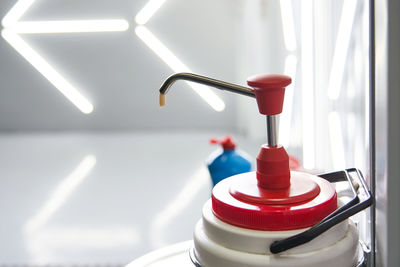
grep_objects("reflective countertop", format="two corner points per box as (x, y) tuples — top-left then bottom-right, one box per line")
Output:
(0, 131), (258, 266)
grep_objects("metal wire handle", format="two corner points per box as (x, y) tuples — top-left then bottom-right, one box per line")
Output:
(269, 168), (373, 254)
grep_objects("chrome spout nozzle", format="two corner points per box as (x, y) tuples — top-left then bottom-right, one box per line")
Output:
(159, 72), (255, 98)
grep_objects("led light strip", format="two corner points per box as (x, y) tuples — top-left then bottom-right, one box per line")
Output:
(135, 0), (167, 25)
(2, 0), (129, 114)
(150, 167), (209, 247)
(301, 0), (315, 169)
(24, 155), (96, 233)
(279, 55), (297, 147)
(327, 0), (358, 100)
(279, 0), (297, 148)
(2, 29), (94, 114)
(279, 0), (297, 52)
(134, 0), (225, 112)
(328, 112), (346, 169)
(1, 0), (36, 27)
(8, 20), (129, 34)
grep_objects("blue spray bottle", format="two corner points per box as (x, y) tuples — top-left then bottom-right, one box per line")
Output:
(207, 136), (252, 187)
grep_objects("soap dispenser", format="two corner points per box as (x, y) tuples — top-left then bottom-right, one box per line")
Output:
(131, 72), (372, 267)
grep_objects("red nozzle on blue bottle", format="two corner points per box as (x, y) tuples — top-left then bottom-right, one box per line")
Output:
(207, 136), (252, 187)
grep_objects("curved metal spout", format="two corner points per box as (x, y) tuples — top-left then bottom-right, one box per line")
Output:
(159, 72), (255, 98)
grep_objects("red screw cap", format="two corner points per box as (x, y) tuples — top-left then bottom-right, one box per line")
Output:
(210, 136), (236, 151)
(247, 74), (291, 115)
(212, 172), (337, 231)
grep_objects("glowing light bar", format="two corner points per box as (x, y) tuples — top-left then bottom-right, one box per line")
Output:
(2, 29), (94, 114)
(2, 0), (129, 114)
(135, 0), (167, 25)
(9, 20), (129, 33)
(279, 55), (297, 147)
(1, 0), (36, 27)
(24, 155), (96, 233)
(135, 25), (225, 112)
(301, 0), (315, 169)
(327, 0), (358, 100)
(328, 112), (346, 169)
(150, 167), (209, 247)
(279, 0), (297, 51)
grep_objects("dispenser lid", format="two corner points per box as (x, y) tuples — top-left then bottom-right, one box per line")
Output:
(211, 171), (337, 231)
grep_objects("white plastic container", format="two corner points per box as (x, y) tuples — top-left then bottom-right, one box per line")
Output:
(193, 200), (361, 267)
(127, 200), (365, 267)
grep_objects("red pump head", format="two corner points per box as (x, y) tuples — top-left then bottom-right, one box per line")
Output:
(247, 74), (291, 115)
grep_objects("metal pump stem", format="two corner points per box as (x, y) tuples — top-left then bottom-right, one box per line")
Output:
(266, 115), (278, 147)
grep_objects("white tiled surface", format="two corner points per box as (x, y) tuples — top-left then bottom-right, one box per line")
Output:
(0, 132), (258, 266)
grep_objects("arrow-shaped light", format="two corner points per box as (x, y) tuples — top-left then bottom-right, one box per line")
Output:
(2, 0), (129, 114)
(2, 29), (95, 114)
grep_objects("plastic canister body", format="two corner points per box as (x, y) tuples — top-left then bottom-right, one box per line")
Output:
(207, 149), (251, 186)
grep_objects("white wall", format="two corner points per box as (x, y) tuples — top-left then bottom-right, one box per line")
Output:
(0, 0), (246, 131)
